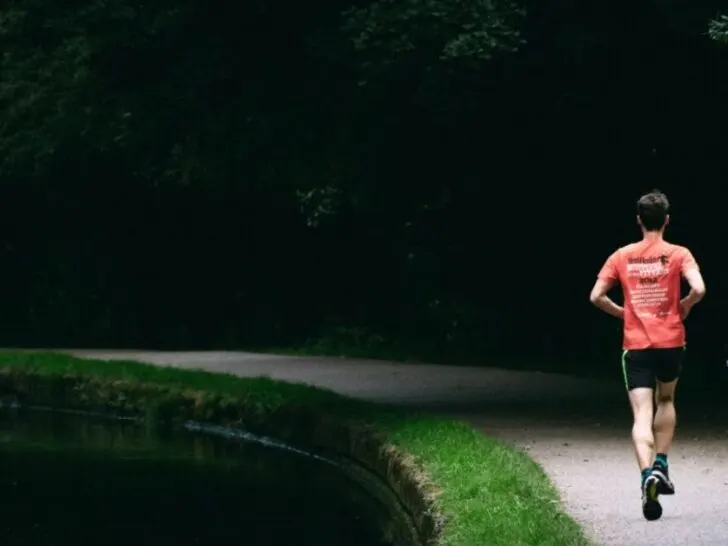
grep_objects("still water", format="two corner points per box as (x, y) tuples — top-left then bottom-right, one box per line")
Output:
(0, 409), (396, 546)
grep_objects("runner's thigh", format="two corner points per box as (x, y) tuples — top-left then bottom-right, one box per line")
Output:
(655, 347), (684, 384)
(623, 349), (656, 390)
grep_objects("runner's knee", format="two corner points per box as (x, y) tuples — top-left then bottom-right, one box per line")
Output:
(632, 420), (654, 445)
(632, 403), (653, 426)
(656, 391), (674, 404)
(656, 380), (677, 404)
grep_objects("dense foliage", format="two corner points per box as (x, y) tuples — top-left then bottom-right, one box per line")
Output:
(0, 0), (726, 372)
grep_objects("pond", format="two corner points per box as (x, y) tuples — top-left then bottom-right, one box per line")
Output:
(0, 408), (400, 546)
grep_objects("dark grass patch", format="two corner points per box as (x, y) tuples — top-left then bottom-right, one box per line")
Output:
(0, 352), (589, 546)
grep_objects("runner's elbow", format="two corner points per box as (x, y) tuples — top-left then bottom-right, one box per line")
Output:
(685, 269), (706, 299)
(690, 280), (706, 300)
(589, 279), (611, 306)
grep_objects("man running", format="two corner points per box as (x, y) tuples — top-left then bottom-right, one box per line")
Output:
(589, 189), (706, 521)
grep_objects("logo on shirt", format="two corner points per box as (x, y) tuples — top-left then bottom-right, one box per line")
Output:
(626, 255), (670, 278)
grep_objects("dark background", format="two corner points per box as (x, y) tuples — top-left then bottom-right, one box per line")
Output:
(0, 0), (726, 379)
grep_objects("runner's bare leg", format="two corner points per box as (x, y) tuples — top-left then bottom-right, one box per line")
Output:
(628, 387), (655, 469)
(654, 379), (678, 455)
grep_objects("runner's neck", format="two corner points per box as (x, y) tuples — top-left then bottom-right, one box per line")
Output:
(642, 231), (664, 243)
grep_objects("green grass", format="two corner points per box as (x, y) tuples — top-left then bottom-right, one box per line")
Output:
(0, 351), (589, 546)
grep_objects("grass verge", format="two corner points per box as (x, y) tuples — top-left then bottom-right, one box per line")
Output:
(0, 352), (589, 546)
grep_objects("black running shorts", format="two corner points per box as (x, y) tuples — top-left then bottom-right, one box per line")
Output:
(621, 347), (685, 391)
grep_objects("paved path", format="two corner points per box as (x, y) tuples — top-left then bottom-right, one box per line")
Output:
(68, 350), (728, 545)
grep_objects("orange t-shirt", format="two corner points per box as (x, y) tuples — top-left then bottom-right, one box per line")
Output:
(597, 239), (699, 350)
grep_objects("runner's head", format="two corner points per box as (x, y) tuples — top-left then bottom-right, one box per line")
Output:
(636, 189), (670, 232)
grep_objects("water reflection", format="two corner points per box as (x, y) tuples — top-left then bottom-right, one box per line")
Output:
(0, 409), (395, 546)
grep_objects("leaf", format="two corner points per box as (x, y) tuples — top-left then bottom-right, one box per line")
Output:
(708, 15), (728, 44)
(342, 0), (525, 69)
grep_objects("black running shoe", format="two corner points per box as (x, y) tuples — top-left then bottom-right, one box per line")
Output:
(642, 474), (662, 521)
(651, 466), (675, 495)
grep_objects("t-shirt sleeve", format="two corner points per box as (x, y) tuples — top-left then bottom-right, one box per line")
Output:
(597, 250), (620, 283)
(680, 247), (699, 276)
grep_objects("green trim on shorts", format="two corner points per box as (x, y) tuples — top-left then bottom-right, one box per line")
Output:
(621, 349), (629, 390)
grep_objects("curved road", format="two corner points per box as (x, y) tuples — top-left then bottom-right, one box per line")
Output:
(68, 350), (728, 546)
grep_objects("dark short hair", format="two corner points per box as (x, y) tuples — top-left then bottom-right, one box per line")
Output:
(636, 189), (670, 231)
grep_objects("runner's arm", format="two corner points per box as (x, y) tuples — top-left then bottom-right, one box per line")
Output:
(680, 249), (705, 309)
(589, 278), (624, 319)
(681, 268), (705, 308)
(590, 251), (624, 319)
